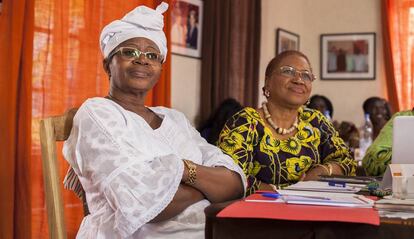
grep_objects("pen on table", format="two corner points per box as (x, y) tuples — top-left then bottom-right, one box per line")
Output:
(261, 192), (281, 199)
(262, 193), (331, 200)
(328, 181), (346, 188)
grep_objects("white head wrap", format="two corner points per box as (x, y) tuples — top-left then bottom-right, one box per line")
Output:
(100, 2), (168, 62)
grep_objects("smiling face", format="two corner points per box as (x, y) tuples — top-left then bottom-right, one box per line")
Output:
(368, 99), (389, 124)
(106, 37), (162, 96)
(265, 54), (313, 108)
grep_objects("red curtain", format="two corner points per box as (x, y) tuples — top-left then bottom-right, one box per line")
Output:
(382, 0), (414, 111)
(0, 0), (34, 238)
(1, 0), (171, 238)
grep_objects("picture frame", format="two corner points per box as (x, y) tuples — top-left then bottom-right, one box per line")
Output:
(171, 0), (203, 58)
(320, 33), (376, 80)
(276, 28), (300, 55)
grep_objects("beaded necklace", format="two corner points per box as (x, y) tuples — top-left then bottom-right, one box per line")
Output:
(262, 102), (298, 135)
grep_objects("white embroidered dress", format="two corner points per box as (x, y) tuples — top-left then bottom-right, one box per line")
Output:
(63, 97), (246, 239)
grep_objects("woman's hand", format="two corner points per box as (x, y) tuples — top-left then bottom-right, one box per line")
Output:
(258, 182), (277, 191)
(302, 163), (345, 181)
(302, 166), (328, 181)
(181, 161), (244, 203)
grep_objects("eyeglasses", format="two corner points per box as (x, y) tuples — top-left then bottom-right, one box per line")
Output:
(108, 47), (162, 63)
(278, 65), (316, 83)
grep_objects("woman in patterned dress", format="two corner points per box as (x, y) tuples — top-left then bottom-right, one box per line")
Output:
(218, 50), (356, 196)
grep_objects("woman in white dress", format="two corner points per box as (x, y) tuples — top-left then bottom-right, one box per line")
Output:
(63, 2), (246, 238)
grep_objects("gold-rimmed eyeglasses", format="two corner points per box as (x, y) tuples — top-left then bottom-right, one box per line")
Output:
(278, 65), (316, 83)
(108, 47), (162, 63)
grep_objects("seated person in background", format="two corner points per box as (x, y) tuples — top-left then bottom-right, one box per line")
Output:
(62, 3), (245, 238)
(308, 94), (359, 150)
(363, 96), (392, 140)
(336, 121), (360, 151)
(198, 98), (243, 145)
(308, 94), (334, 119)
(218, 51), (356, 196)
(362, 108), (414, 176)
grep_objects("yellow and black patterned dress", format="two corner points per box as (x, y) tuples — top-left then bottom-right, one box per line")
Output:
(218, 107), (356, 196)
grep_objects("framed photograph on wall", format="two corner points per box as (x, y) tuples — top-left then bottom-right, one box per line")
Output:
(276, 28), (300, 55)
(320, 33), (376, 80)
(171, 0), (203, 58)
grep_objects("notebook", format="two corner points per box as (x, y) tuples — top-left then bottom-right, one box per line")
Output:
(392, 116), (414, 164)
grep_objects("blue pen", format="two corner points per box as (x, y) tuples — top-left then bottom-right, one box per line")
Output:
(328, 181), (346, 187)
(265, 193), (331, 200)
(261, 192), (281, 199)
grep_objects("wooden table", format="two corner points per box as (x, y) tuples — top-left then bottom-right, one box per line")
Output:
(205, 201), (414, 239)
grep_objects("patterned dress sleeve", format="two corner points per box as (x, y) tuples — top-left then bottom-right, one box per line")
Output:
(217, 108), (261, 195)
(63, 99), (184, 238)
(362, 114), (394, 176)
(316, 111), (356, 175)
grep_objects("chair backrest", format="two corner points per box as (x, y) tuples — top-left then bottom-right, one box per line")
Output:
(39, 108), (87, 239)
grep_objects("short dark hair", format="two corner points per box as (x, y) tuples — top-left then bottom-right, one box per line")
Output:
(198, 98), (243, 145)
(265, 50), (313, 78)
(363, 96), (392, 120)
(308, 94), (334, 117)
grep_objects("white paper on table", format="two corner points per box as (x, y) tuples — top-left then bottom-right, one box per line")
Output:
(277, 189), (374, 208)
(284, 181), (361, 193)
(378, 210), (414, 220)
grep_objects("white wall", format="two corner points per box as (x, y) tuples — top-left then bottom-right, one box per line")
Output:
(170, 54), (201, 125)
(260, 0), (387, 126)
(171, 0), (386, 126)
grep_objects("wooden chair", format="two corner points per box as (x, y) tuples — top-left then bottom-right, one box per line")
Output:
(39, 108), (88, 239)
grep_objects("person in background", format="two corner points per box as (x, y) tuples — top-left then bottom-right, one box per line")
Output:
(307, 94), (333, 119)
(198, 98), (243, 145)
(171, 5), (186, 46)
(336, 48), (346, 72)
(353, 47), (368, 72)
(327, 46), (337, 72)
(218, 50), (356, 196)
(185, 9), (198, 49)
(363, 108), (414, 176)
(363, 97), (392, 140)
(308, 94), (359, 151)
(62, 3), (245, 238)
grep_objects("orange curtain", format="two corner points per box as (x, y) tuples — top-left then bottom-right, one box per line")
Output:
(31, 0), (171, 237)
(28, 0), (171, 238)
(383, 0), (414, 111)
(0, 0), (34, 238)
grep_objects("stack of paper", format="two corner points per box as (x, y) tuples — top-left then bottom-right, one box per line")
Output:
(277, 189), (374, 208)
(319, 175), (381, 184)
(246, 181), (372, 208)
(220, 193), (380, 225)
(375, 198), (414, 212)
(284, 181), (362, 193)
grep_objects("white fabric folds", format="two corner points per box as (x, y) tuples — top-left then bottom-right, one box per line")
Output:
(99, 2), (168, 62)
(63, 97), (247, 238)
